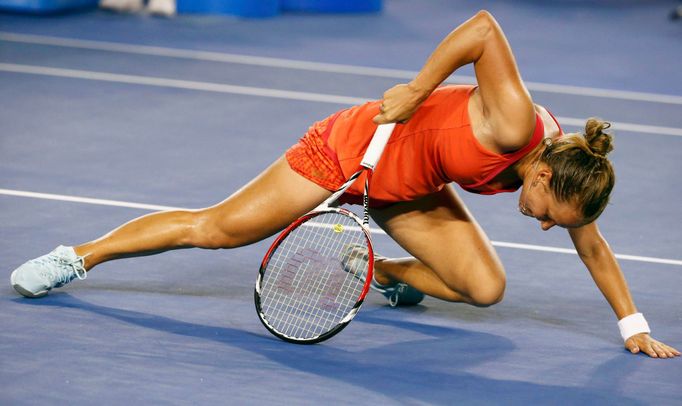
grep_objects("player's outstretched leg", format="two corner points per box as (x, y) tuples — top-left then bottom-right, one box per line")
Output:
(10, 157), (331, 297)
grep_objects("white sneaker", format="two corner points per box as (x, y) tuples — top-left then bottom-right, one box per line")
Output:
(10, 246), (87, 298)
(147, 0), (176, 17)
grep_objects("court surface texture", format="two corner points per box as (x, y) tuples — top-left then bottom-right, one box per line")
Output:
(1, 1), (681, 404)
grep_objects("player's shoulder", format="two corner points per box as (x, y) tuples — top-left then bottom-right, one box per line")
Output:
(491, 102), (538, 153)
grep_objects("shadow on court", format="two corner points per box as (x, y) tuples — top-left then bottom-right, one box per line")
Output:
(13, 293), (643, 405)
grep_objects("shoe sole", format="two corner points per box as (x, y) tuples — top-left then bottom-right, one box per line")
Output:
(10, 271), (48, 298)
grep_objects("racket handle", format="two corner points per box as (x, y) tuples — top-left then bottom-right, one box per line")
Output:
(361, 123), (396, 170)
(315, 122), (395, 211)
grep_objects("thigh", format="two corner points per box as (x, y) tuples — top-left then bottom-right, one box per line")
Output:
(370, 185), (505, 297)
(202, 156), (332, 246)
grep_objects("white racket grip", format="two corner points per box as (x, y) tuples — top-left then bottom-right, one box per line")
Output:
(361, 123), (396, 170)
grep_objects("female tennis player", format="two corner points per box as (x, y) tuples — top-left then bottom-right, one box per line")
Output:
(10, 11), (678, 358)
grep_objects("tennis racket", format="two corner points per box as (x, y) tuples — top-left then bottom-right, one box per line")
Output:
(254, 123), (396, 344)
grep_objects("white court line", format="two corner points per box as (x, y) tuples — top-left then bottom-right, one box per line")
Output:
(1, 31), (681, 105)
(0, 63), (364, 105)
(553, 116), (682, 137)
(1, 62), (682, 137)
(1, 188), (680, 267)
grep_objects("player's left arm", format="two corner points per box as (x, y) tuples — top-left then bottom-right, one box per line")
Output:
(568, 222), (680, 358)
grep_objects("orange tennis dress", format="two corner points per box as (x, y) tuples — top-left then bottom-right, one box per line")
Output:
(285, 85), (557, 208)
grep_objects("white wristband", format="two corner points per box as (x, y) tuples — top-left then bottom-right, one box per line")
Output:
(617, 313), (650, 342)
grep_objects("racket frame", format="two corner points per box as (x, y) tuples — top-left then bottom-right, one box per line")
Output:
(255, 206), (374, 344)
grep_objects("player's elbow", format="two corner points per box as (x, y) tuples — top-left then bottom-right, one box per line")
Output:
(473, 10), (496, 38)
(576, 236), (610, 263)
(475, 10), (495, 22)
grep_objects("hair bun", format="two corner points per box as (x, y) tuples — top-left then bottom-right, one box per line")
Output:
(584, 118), (614, 157)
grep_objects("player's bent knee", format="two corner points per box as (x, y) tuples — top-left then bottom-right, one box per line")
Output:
(468, 275), (506, 307)
(469, 286), (505, 307)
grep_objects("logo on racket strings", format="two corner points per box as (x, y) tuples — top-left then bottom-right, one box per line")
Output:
(332, 224), (344, 233)
(271, 248), (346, 312)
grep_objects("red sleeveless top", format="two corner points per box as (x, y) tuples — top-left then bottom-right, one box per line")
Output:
(321, 85), (559, 206)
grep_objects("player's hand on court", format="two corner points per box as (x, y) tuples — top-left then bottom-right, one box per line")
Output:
(625, 333), (680, 358)
(373, 82), (430, 125)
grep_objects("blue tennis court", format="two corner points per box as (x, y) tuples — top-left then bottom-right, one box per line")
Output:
(1, 1), (681, 404)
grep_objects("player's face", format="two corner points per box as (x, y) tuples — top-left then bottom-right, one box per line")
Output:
(519, 177), (583, 231)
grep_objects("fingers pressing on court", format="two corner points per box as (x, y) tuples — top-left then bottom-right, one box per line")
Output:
(654, 341), (680, 358)
(626, 335), (681, 358)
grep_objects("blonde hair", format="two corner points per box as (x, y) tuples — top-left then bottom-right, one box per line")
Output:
(540, 118), (615, 224)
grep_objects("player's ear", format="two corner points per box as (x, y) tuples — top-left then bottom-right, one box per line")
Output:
(538, 168), (552, 185)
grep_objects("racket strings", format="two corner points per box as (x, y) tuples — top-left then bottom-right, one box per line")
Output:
(265, 217), (360, 336)
(267, 221), (344, 332)
(259, 212), (370, 340)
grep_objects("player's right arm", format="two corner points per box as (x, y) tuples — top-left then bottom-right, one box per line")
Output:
(374, 11), (535, 149)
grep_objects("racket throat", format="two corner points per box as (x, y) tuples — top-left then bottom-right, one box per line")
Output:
(362, 173), (372, 227)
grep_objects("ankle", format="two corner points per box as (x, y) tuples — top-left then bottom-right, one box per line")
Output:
(373, 260), (395, 286)
(73, 245), (95, 271)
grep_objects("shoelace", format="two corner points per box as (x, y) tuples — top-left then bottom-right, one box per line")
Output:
(37, 252), (88, 285)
